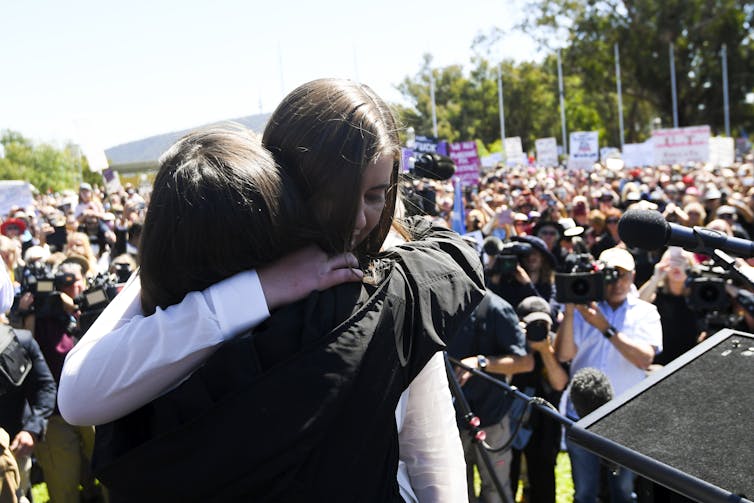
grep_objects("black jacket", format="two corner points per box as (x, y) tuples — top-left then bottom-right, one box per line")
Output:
(0, 328), (56, 440)
(94, 219), (485, 502)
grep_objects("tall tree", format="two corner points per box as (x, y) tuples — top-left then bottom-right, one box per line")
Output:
(518, 0), (754, 139)
(0, 130), (82, 192)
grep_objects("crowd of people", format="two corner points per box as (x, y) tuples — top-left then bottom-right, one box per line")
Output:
(0, 79), (752, 502)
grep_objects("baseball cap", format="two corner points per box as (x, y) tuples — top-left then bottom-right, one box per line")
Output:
(79, 182), (93, 192)
(516, 296), (552, 325)
(599, 247), (635, 272)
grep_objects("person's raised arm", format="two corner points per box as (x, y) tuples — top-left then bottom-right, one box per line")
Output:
(59, 246), (362, 426)
(554, 303), (577, 363)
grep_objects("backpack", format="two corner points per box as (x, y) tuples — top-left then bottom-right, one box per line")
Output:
(0, 325), (32, 396)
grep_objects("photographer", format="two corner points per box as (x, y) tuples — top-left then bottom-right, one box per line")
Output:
(12, 257), (101, 503)
(509, 297), (568, 503)
(555, 247), (662, 503)
(638, 247), (704, 365)
(486, 236), (555, 311)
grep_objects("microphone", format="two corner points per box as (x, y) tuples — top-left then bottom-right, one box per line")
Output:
(618, 209), (754, 258)
(411, 153), (456, 180)
(570, 367), (614, 418)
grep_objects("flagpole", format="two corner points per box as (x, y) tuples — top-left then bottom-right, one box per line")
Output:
(721, 44), (731, 137)
(497, 64), (506, 147)
(669, 42), (679, 128)
(615, 43), (625, 149)
(430, 71), (438, 138)
(557, 49), (568, 155)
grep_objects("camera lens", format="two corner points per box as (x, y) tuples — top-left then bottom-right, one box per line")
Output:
(571, 278), (590, 296)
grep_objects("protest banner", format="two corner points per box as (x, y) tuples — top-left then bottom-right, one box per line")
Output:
(622, 139), (655, 167)
(567, 131), (599, 170)
(448, 141), (481, 187)
(481, 152), (503, 169)
(0, 181), (34, 216)
(651, 125), (710, 165)
(504, 137), (526, 166)
(535, 137), (558, 166)
(708, 137), (735, 167)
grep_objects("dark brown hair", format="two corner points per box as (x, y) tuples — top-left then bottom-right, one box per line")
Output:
(262, 78), (401, 259)
(139, 126), (298, 314)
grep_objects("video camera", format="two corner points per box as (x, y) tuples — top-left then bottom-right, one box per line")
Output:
(12, 262), (79, 320)
(684, 264), (730, 312)
(76, 272), (128, 335)
(483, 236), (533, 276)
(683, 263), (741, 332)
(555, 253), (619, 304)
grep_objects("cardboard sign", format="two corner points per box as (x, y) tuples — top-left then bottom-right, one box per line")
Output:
(622, 139), (655, 167)
(535, 137), (558, 166)
(708, 137), (735, 167)
(448, 141), (480, 187)
(568, 131), (599, 170)
(0, 181), (34, 216)
(651, 126), (710, 165)
(504, 137), (526, 166)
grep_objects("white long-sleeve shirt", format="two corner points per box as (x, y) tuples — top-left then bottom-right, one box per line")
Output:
(59, 270), (467, 501)
(59, 270), (269, 425)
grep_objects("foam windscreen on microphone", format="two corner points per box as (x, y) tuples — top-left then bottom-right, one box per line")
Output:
(482, 236), (503, 256)
(618, 209), (668, 250)
(570, 367), (614, 418)
(412, 153), (456, 180)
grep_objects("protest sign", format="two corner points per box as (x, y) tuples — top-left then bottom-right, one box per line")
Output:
(567, 131), (599, 170)
(535, 137), (558, 166)
(504, 137), (526, 166)
(708, 137), (735, 167)
(448, 141), (480, 187)
(651, 126), (710, 165)
(0, 181), (34, 216)
(622, 139), (655, 167)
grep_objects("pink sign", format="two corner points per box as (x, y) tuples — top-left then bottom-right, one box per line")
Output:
(449, 141), (480, 187)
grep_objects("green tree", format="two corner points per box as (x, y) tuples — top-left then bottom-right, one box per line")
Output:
(518, 0), (754, 139)
(0, 130), (82, 192)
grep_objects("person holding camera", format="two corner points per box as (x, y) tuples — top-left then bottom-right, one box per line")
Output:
(446, 289), (533, 503)
(555, 247), (662, 503)
(638, 247), (703, 365)
(508, 296), (568, 503)
(13, 257), (101, 503)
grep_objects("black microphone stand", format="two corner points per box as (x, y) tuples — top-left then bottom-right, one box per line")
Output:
(443, 354), (511, 503)
(444, 353), (573, 503)
(446, 354), (751, 503)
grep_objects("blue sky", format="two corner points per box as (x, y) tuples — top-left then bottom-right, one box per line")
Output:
(0, 0), (538, 149)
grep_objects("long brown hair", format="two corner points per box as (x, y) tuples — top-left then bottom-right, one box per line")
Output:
(262, 78), (401, 259)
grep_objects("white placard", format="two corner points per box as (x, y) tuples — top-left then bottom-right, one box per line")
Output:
(708, 137), (735, 167)
(504, 137), (526, 166)
(535, 137), (558, 166)
(651, 125), (710, 165)
(622, 138), (655, 167)
(568, 131), (599, 170)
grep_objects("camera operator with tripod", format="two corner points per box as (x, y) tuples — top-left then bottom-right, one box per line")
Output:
(555, 247), (662, 503)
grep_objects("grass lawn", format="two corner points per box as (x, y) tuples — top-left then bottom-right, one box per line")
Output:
(32, 451), (576, 502)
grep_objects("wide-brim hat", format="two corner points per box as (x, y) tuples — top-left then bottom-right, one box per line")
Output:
(0, 218), (27, 236)
(511, 234), (557, 268)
